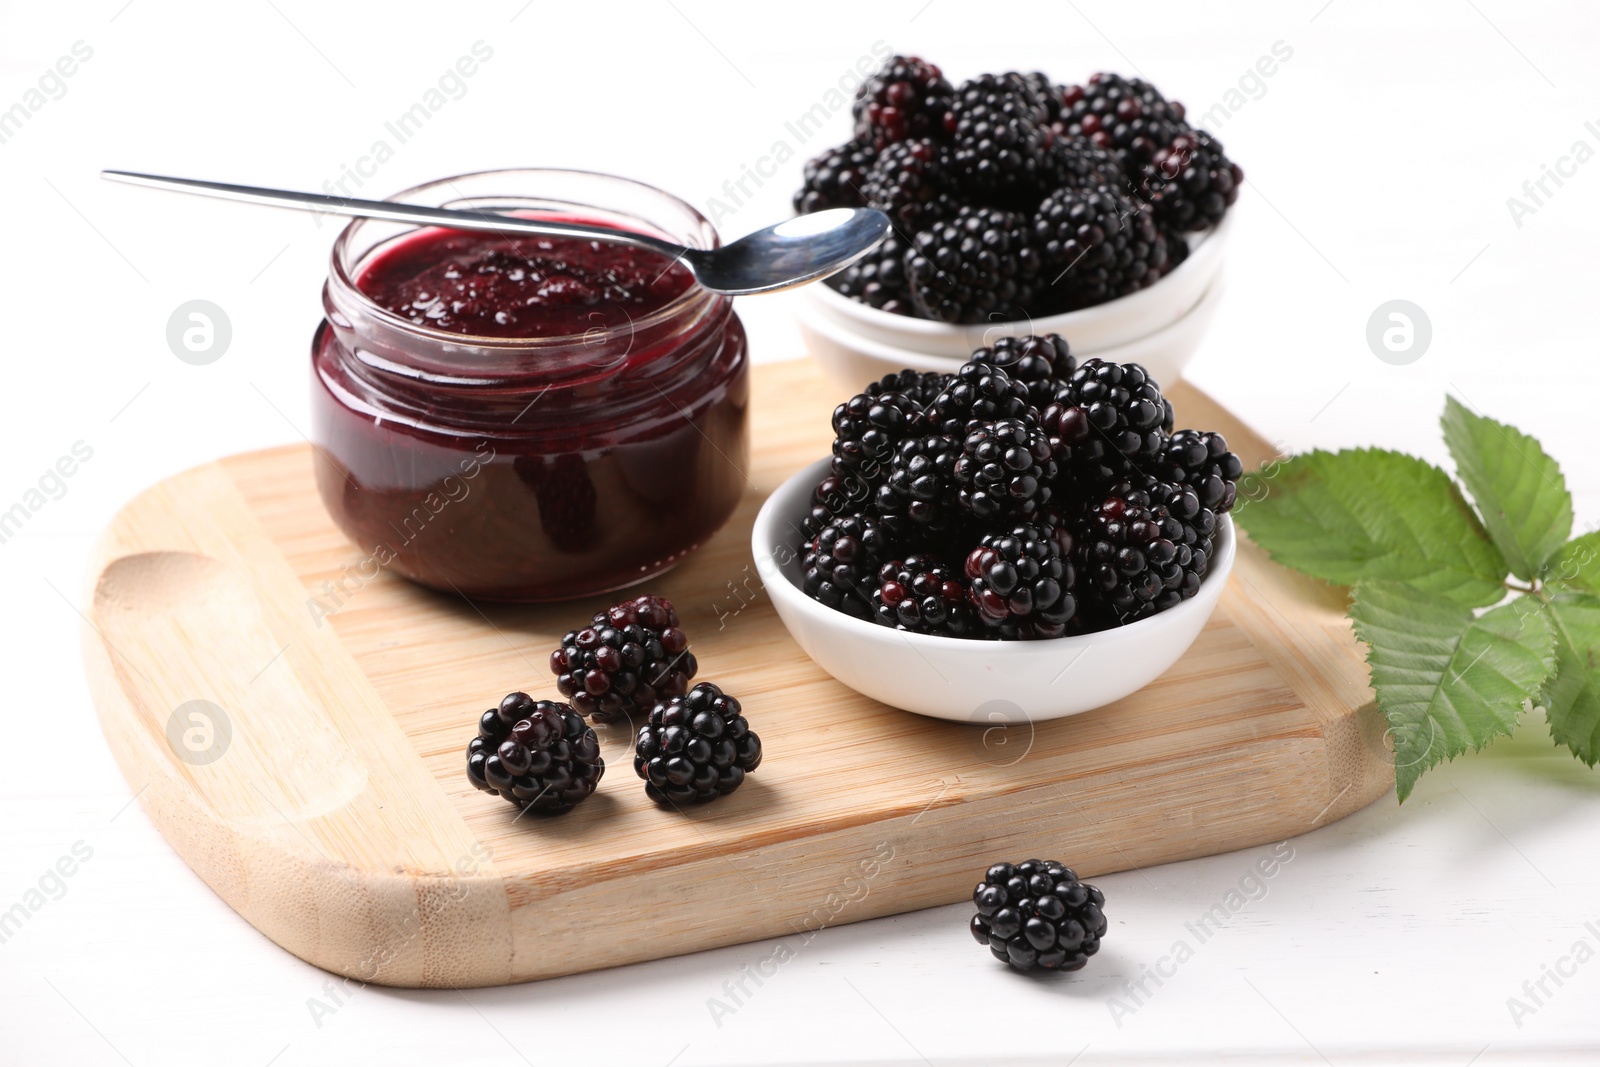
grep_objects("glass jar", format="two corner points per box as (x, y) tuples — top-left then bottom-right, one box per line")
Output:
(310, 169), (750, 602)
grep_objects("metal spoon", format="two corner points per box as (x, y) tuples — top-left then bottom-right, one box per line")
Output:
(99, 170), (890, 296)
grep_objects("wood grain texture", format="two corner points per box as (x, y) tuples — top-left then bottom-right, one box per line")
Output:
(82, 358), (1392, 988)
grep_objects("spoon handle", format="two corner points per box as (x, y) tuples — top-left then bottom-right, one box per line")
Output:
(99, 170), (685, 259)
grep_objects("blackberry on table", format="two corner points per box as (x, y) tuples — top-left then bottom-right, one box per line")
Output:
(552, 594), (696, 725)
(925, 358), (1036, 437)
(634, 682), (761, 806)
(826, 230), (913, 315)
(874, 433), (963, 537)
(1137, 130), (1243, 231)
(1032, 186), (1166, 312)
(970, 859), (1107, 973)
(852, 54), (955, 150)
(1047, 358), (1173, 486)
(1077, 475), (1217, 625)
(949, 76), (1052, 206)
(954, 418), (1056, 521)
(1159, 429), (1243, 513)
(871, 555), (979, 637)
(802, 513), (895, 619)
(467, 692), (604, 816)
(967, 333), (1075, 408)
(907, 205), (1040, 324)
(964, 522), (1078, 639)
(860, 138), (958, 234)
(1056, 72), (1188, 169)
(793, 140), (876, 214)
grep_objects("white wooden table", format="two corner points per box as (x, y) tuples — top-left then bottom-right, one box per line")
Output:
(3, 1), (1598, 1063)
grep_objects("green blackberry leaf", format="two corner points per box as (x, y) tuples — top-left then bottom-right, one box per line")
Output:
(1544, 531), (1600, 595)
(1440, 396), (1572, 580)
(1349, 581), (1555, 802)
(1543, 592), (1600, 765)
(1237, 449), (1507, 608)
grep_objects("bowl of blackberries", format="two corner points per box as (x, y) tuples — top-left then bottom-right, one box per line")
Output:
(752, 336), (1240, 722)
(793, 56), (1240, 391)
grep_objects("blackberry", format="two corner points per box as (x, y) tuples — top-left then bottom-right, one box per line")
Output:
(968, 333), (1075, 408)
(868, 368), (952, 412)
(852, 54), (955, 150)
(467, 692), (604, 816)
(634, 682), (761, 806)
(1137, 130), (1243, 231)
(907, 206), (1040, 324)
(1047, 359), (1173, 486)
(1077, 475), (1216, 625)
(1159, 429), (1243, 513)
(826, 229), (912, 315)
(800, 470), (875, 539)
(793, 140), (876, 214)
(874, 433), (962, 536)
(802, 514), (894, 619)
(831, 387), (922, 481)
(925, 358), (1036, 436)
(871, 556), (979, 637)
(860, 138), (958, 234)
(970, 860), (1107, 973)
(552, 594), (696, 725)
(949, 76), (1052, 206)
(1056, 73), (1187, 169)
(1032, 186), (1166, 311)
(1043, 137), (1128, 195)
(954, 418), (1056, 521)
(964, 522), (1077, 639)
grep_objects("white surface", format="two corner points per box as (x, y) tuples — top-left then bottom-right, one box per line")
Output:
(754, 457), (1236, 720)
(3, 1), (1599, 1065)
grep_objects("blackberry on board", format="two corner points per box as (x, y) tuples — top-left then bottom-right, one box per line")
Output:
(1158, 429), (1243, 513)
(907, 206), (1040, 324)
(1032, 186), (1167, 312)
(852, 54), (956, 150)
(793, 140), (876, 214)
(551, 595), (696, 726)
(1047, 358), (1173, 486)
(1076, 475), (1216, 626)
(1137, 130), (1243, 231)
(467, 692), (604, 816)
(964, 522), (1078, 639)
(859, 138), (959, 234)
(871, 556), (979, 637)
(802, 513), (895, 619)
(970, 859), (1107, 973)
(634, 682), (762, 806)
(954, 418), (1056, 521)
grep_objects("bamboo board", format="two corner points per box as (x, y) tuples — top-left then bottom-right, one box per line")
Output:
(82, 358), (1391, 988)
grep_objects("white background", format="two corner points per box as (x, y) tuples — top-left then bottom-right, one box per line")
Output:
(3, 1), (1599, 1064)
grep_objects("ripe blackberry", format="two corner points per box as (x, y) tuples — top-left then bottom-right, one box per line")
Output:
(1077, 475), (1216, 625)
(949, 76), (1052, 206)
(968, 333), (1075, 408)
(964, 522), (1077, 639)
(860, 138), (958, 234)
(826, 230), (912, 315)
(954, 418), (1056, 521)
(852, 54), (955, 150)
(1032, 186), (1166, 311)
(1159, 429), (1243, 513)
(1138, 130), (1243, 231)
(868, 368), (952, 412)
(871, 556), (979, 637)
(874, 433), (962, 536)
(552, 594), (696, 725)
(1043, 137), (1128, 195)
(800, 470), (875, 539)
(831, 387), (922, 481)
(793, 140), (876, 214)
(925, 358), (1036, 436)
(467, 692), (604, 816)
(1047, 359), (1173, 486)
(634, 682), (761, 806)
(802, 514), (894, 619)
(1056, 73), (1187, 169)
(907, 206), (1040, 324)
(970, 860), (1107, 973)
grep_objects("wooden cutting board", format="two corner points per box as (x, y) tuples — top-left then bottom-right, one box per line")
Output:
(83, 358), (1390, 989)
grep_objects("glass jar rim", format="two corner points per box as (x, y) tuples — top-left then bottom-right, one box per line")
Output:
(327, 167), (721, 350)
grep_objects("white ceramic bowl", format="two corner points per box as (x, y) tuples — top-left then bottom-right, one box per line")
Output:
(752, 458), (1237, 722)
(801, 274), (1226, 395)
(797, 212), (1231, 365)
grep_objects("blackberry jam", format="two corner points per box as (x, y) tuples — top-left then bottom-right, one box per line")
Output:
(311, 170), (750, 601)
